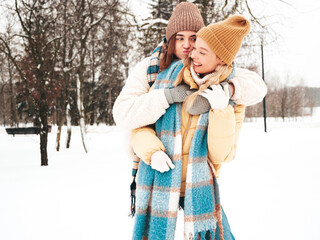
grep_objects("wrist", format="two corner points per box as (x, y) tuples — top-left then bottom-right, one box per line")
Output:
(228, 78), (241, 101)
(164, 88), (174, 104)
(228, 83), (235, 97)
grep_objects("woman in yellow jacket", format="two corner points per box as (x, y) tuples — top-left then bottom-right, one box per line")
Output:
(132, 16), (251, 240)
(131, 70), (245, 196)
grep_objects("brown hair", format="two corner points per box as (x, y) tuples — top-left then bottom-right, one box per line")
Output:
(159, 34), (177, 72)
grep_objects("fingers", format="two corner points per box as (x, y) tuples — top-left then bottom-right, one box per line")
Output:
(214, 84), (223, 91)
(150, 151), (175, 173)
(151, 158), (169, 172)
(199, 89), (211, 98)
(166, 158), (175, 169)
(151, 162), (170, 173)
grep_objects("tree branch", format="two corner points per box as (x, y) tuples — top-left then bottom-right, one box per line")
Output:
(245, 0), (265, 29)
(0, 36), (26, 83)
(222, 0), (228, 18)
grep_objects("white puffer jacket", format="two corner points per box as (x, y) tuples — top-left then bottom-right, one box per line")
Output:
(112, 57), (267, 129)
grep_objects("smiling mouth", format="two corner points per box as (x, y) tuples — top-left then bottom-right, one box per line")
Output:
(193, 62), (202, 67)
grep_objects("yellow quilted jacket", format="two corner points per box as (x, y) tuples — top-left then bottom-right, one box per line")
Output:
(131, 67), (245, 196)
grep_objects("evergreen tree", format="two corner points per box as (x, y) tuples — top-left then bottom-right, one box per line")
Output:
(139, 0), (180, 57)
(96, 2), (131, 125)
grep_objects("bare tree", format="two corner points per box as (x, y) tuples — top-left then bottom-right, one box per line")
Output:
(66, 0), (117, 152)
(0, 0), (62, 166)
(0, 16), (19, 127)
(55, 0), (77, 151)
(0, 54), (8, 125)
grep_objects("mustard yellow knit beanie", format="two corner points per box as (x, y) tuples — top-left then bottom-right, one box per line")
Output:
(166, 2), (205, 41)
(196, 15), (251, 65)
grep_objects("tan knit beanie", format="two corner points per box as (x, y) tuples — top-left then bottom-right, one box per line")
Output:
(166, 2), (205, 41)
(196, 15), (251, 66)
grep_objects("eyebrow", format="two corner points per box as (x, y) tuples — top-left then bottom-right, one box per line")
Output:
(199, 47), (209, 52)
(176, 34), (197, 37)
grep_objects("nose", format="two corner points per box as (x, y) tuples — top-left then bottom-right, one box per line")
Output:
(183, 39), (191, 49)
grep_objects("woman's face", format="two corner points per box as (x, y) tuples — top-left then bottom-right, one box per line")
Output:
(174, 31), (197, 60)
(191, 37), (223, 75)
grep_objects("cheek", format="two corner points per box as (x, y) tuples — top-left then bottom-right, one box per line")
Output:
(203, 56), (216, 69)
(175, 42), (182, 52)
(209, 56), (218, 66)
(190, 50), (196, 59)
(174, 42), (179, 56)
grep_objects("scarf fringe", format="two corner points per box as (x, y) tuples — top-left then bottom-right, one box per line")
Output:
(214, 204), (224, 240)
(185, 229), (215, 240)
(129, 176), (136, 217)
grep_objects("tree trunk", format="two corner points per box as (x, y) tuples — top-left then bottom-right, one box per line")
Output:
(107, 87), (113, 124)
(90, 30), (96, 126)
(40, 128), (48, 166)
(56, 105), (63, 151)
(1, 85), (6, 126)
(39, 103), (48, 166)
(77, 2), (88, 152)
(8, 58), (17, 127)
(66, 103), (72, 148)
(38, 70), (49, 165)
(77, 74), (88, 153)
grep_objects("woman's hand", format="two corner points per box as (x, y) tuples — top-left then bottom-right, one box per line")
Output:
(199, 84), (230, 110)
(150, 151), (175, 173)
(164, 84), (190, 104)
(187, 94), (211, 115)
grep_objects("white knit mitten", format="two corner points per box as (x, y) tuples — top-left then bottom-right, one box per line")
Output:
(150, 151), (175, 173)
(199, 84), (230, 110)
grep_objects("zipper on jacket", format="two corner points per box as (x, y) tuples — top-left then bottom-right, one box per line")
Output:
(182, 115), (193, 144)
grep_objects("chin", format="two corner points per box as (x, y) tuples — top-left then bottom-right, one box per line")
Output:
(194, 69), (203, 74)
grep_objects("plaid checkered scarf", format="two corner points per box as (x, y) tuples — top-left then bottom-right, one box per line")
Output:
(129, 41), (165, 217)
(132, 60), (223, 240)
(129, 41), (166, 218)
(146, 40), (165, 86)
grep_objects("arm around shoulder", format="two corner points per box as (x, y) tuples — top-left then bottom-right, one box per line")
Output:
(112, 57), (169, 129)
(229, 68), (267, 106)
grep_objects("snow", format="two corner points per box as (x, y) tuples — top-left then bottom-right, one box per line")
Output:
(139, 18), (168, 28)
(1, 120), (320, 240)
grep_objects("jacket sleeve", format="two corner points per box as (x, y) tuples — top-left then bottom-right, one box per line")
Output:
(229, 68), (267, 106)
(112, 57), (169, 129)
(207, 104), (245, 165)
(131, 126), (165, 165)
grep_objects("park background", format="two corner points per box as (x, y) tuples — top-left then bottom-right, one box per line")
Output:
(1, 0), (320, 239)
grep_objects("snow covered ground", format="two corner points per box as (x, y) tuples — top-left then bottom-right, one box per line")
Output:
(1, 119), (320, 240)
